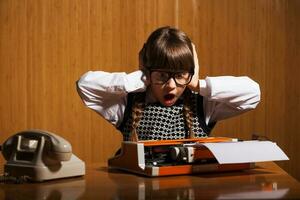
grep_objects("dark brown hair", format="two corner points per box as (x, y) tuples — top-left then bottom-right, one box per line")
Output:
(142, 26), (194, 72)
(130, 26), (196, 141)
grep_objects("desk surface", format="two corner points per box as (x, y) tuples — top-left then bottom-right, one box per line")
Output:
(1, 162), (300, 199)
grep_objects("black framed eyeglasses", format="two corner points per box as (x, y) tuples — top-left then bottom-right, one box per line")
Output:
(149, 70), (194, 86)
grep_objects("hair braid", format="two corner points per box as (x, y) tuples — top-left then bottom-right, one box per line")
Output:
(129, 93), (146, 141)
(183, 89), (195, 138)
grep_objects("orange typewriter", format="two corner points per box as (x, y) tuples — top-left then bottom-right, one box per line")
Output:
(108, 137), (289, 176)
(108, 137), (252, 176)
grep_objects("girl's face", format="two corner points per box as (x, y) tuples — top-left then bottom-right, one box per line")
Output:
(142, 27), (195, 106)
(148, 70), (192, 106)
(150, 79), (186, 106)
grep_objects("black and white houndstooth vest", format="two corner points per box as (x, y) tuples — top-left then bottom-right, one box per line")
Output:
(118, 92), (216, 141)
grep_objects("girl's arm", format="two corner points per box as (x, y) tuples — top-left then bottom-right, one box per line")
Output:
(76, 70), (147, 126)
(190, 45), (260, 125)
(199, 76), (261, 125)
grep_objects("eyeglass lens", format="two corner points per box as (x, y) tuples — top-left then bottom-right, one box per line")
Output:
(151, 71), (192, 85)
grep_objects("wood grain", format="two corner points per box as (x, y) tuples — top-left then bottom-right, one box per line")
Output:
(0, 0), (299, 180)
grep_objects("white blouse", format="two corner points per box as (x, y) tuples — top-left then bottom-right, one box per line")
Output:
(76, 70), (260, 127)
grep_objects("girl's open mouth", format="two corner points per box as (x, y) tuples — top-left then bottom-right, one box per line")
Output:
(164, 94), (176, 106)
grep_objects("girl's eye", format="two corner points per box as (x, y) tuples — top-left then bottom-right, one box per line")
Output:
(158, 72), (169, 79)
(175, 72), (189, 79)
(151, 71), (170, 82)
(175, 74), (184, 78)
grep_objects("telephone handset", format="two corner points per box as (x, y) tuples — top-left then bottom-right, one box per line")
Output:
(1, 129), (85, 182)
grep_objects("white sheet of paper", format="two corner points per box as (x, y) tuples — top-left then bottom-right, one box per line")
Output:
(201, 141), (289, 164)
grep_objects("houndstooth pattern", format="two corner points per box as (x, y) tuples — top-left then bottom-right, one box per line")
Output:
(121, 94), (208, 141)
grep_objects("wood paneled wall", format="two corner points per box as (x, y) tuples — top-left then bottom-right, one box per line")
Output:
(0, 0), (299, 180)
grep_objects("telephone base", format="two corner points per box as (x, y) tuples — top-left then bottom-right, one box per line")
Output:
(4, 154), (85, 182)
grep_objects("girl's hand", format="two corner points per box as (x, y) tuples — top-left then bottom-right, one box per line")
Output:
(188, 43), (200, 91)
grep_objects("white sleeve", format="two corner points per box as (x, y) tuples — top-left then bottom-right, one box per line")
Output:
(76, 70), (147, 127)
(199, 76), (261, 125)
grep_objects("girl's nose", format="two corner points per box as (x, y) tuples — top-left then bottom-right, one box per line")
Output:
(165, 77), (177, 88)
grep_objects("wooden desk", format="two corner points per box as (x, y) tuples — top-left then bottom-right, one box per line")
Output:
(1, 162), (300, 199)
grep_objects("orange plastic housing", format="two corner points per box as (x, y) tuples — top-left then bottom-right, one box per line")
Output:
(108, 137), (254, 177)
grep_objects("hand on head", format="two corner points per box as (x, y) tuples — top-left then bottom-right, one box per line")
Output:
(187, 43), (200, 92)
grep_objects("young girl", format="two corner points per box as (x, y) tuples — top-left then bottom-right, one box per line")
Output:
(77, 26), (260, 141)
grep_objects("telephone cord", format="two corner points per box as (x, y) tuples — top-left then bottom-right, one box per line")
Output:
(0, 173), (30, 184)
(0, 145), (31, 184)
